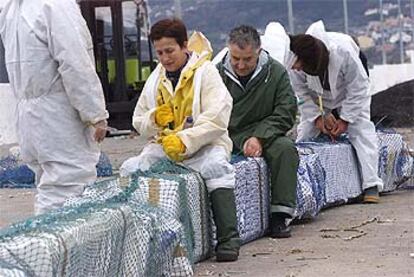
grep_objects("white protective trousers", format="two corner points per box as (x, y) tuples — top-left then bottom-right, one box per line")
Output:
(297, 105), (384, 192)
(120, 144), (235, 192)
(29, 155), (97, 215)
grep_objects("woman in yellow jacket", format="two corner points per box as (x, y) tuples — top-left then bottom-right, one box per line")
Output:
(121, 18), (240, 262)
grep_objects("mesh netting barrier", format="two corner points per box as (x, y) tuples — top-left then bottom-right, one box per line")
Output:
(377, 131), (414, 191)
(295, 150), (326, 219)
(0, 159), (199, 276)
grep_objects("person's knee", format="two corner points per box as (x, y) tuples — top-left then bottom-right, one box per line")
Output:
(297, 122), (318, 142)
(265, 137), (298, 160)
(201, 158), (234, 181)
(120, 144), (164, 175)
(202, 158), (235, 193)
(35, 184), (84, 215)
(189, 146), (233, 180)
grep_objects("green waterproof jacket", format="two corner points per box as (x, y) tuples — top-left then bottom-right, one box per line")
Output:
(216, 51), (297, 153)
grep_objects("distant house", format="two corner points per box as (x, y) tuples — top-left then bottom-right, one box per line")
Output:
(389, 32), (412, 44)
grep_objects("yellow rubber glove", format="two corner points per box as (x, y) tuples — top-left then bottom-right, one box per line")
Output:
(162, 134), (186, 162)
(155, 104), (174, 128)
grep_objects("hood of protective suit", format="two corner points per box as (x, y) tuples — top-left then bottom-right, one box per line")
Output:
(187, 31), (213, 63)
(261, 21), (290, 65)
(306, 20), (359, 55)
(305, 21), (327, 43)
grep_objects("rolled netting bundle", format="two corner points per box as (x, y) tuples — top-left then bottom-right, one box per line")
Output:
(377, 131), (414, 191)
(0, 159), (203, 277)
(231, 157), (270, 244)
(295, 151), (326, 219)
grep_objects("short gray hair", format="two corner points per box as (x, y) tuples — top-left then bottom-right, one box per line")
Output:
(228, 25), (261, 50)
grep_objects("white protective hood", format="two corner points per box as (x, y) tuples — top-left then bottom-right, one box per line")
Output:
(260, 21), (291, 66)
(306, 20), (359, 54)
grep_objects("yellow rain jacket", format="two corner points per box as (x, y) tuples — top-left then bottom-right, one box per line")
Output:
(132, 32), (233, 158)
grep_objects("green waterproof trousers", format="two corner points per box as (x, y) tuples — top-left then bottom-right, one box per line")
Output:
(263, 136), (299, 217)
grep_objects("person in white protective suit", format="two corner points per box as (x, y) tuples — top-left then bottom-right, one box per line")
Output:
(0, 0), (109, 214)
(120, 18), (241, 262)
(287, 21), (383, 203)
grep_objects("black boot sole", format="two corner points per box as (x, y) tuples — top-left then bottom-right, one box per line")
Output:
(270, 231), (292, 239)
(216, 252), (239, 262)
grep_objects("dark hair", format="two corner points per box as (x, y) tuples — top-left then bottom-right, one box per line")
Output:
(228, 25), (261, 50)
(150, 18), (188, 47)
(289, 34), (329, 75)
(351, 35), (360, 47)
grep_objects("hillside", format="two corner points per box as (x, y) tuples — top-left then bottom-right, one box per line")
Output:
(148, 0), (414, 65)
(149, 0), (372, 51)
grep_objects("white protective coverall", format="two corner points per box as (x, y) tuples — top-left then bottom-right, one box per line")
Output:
(120, 33), (235, 193)
(0, 0), (109, 214)
(290, 21), (383, 192)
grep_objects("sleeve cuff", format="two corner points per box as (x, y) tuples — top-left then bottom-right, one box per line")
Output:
(86, 111), (109, 126)
(339, 113), (354, 124)
(177, 133), (197, 157)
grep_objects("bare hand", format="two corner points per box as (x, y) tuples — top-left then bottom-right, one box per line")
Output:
(243, 137), (262, 157)
(93, 120), (107, 143)
(315, 116), (329, 137)
(324, 113), (337, 132)
(315, 114), (337, 142)
(330, 119), (348, 137)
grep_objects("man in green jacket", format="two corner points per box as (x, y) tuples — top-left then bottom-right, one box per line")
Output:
(216, 25), (299, 238)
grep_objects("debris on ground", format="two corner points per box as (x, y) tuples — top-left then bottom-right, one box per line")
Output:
(296, 256), (329, 261)
(251, 252), (272, 257)
(343, 232), (367, 241)
(320, 217), (382, 241)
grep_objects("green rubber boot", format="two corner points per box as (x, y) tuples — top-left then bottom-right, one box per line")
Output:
(210, 188), (241, 262)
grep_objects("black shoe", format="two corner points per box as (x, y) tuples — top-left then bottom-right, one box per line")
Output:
(216, 247), (239, 262)
(270, 213), (292, 238)
(363, 186), (379, 204)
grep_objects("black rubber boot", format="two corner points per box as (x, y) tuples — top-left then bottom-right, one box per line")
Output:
(270, 212), (292, 239)
(210, 188), (241, 262)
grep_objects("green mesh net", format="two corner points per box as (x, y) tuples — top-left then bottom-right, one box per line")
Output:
(0, 159), (208, 276)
